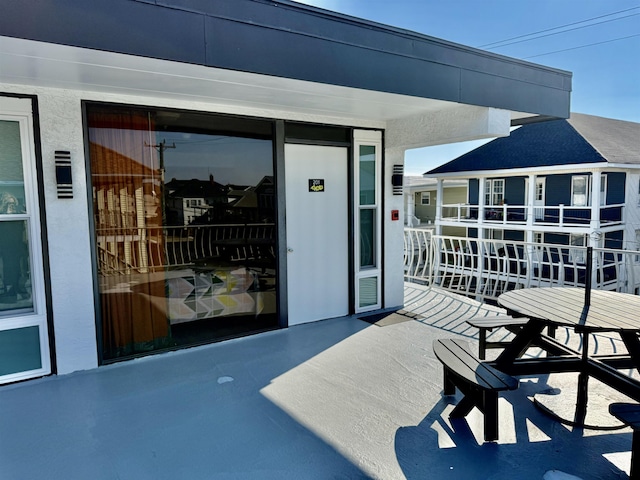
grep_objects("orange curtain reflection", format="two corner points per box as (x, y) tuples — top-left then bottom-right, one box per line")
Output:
(88, 108), (170, 358)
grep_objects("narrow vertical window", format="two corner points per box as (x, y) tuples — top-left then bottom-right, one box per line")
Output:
(572, 175), (589, 207)
(359, 145), (376, 268)
(354, 131), (382, 312)
(600, 174), (607, 206)
(0, 98), (50, 385)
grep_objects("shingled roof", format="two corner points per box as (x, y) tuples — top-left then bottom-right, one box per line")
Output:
(426, 113), (640, 175)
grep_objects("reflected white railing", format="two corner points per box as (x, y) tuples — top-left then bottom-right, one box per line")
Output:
(440, 203), (625, 228)
(97, 223), (276, 274)
(404, 228), (640, 302)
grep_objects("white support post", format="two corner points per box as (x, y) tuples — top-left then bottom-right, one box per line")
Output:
(436, 179), (443, 235)
(590, 171), (601, 234)
(406, 193), (415, 227)
(526, 174), (535, 242)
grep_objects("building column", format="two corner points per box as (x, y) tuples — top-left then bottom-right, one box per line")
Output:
(478, 178), (486, 240)
(590, 171), (602, 240)
(436, 179), (443, 235)
(406, 192), (415, 227)
(526, 174), (536, 244)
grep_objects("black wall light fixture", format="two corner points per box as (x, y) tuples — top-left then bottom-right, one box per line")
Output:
(392, 164), (404, 195)
(55, 150), (73, 199)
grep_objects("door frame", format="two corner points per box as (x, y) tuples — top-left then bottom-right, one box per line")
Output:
(284, 143), (350, 325)
(275, 121), (354, 327)
(0, 94), (54, 384)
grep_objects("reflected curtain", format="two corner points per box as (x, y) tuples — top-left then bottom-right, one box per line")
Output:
(87, 107), (170, 358)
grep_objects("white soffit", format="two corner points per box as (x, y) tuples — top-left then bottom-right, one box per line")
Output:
(0, 36), (462, 124)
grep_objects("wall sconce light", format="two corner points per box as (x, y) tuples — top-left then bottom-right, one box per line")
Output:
(55, 150), (73, 199)
(392, 164), (404, 195)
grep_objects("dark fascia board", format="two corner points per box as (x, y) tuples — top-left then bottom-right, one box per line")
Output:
(0, 0), (572, 119)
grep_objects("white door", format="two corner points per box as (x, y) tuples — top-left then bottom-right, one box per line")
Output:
(285, 144), (349, 325)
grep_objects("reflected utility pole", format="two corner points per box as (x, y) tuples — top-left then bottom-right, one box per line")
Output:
(146, 139), (175, 226)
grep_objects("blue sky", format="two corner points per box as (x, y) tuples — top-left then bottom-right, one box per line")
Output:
(293, 0), (640, 174)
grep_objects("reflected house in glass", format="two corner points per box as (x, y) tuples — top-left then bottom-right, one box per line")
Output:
(165, 176), (226, 226)
(0, 0), (572, 383)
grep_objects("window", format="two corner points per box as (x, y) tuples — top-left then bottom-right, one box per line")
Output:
(600, 174), (607, 206)
(484, 179), (504, 206)
(420, 191), (430, 205)
(354, 130), (382, 312)
(534, 232), (543, 244)
(635, 229), (640, 263)
(486, 228), (504, 254)
(536, 181), (544, 202)
(0, 97), (51, 385)
(359, 145), (376, 268)
(571, 175), (589, 207)
(86, 103), (277, 361)
(569, 234), (587, 264)
(637, 178), (640, 206)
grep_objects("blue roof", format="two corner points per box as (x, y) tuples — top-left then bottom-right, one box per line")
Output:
(427, 115), (612, 175)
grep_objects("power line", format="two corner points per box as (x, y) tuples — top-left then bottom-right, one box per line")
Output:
(523, 33), (640, 59)
(479, 5), (640, 48)
(482, 12), (640, 50)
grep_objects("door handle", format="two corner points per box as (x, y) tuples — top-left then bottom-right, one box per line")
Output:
(287, 247), (294, 253)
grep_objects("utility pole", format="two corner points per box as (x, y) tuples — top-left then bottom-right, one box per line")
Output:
(146, 139), (175, 226)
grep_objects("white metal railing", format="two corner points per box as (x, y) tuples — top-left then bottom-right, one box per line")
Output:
(404, 228), (640, 302)
(97, 223), (275, 275)
(440, 203), (625, 228)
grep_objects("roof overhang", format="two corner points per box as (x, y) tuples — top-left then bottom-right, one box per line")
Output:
(0, 35), (463, 129)
(0, 0), (572, 130)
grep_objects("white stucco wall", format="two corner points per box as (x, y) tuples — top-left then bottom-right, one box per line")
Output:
(0, 83), (391, 374)
(382, 146), (406, 309)
(383, 106), (512, 309)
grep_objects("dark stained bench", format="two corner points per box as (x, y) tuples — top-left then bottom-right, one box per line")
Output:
(609, 403), (640, 480)
(433, 338), (518, 442)
(466, 315), (557, 360)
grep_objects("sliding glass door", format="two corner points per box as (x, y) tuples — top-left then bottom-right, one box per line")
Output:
(86, 104), (278, 362)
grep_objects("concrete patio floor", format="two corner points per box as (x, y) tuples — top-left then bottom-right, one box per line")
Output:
(0, 283), (635, 479)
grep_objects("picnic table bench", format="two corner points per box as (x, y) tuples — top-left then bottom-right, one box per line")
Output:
(609, 403), (640, 480)
(433, 338), (518, 441)
(466, 315), (557, 360)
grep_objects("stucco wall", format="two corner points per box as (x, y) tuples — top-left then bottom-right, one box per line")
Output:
(1, 82), (395, 373)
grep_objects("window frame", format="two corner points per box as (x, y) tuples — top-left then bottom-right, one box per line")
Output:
(353, 130), (382, 313)
(484, 179), (505, 206)
(0, 98), (51, 385)
(571, 175), (589, 207)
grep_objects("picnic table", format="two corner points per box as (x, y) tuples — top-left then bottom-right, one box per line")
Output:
(494, 287), (640, 428)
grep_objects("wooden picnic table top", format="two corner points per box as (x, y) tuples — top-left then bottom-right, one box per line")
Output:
(498, 287), (640, 332)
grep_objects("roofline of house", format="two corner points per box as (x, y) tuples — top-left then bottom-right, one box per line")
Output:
(425, 162), (640, 178)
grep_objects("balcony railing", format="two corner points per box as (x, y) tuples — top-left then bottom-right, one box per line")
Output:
(96, 223), (276, 275)
(440, 203), (625, 228)
(404, 228), (640, 302)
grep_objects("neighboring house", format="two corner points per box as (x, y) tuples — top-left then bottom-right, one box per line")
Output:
(403, 176), (467, 236)
(425, 113), (640, 291)
(165, 176), (227, 225)
(0, 0), (571, 385)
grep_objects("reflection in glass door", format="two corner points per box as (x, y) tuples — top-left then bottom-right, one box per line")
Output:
(0, 97), (50, 384)
(86, 104), (278, 362)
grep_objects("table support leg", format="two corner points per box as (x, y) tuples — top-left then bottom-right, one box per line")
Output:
(620, 331), (640, 375)
(495, 320), (546, 372)
(575, 332), (590, 427)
